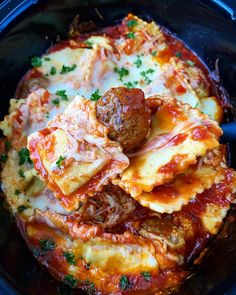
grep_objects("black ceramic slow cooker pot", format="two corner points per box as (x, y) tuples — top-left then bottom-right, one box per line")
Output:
(0, 0), (236, 294)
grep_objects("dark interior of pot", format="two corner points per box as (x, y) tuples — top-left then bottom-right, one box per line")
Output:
(0, 0), (236, 294)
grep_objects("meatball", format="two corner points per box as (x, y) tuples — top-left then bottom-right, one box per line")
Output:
(96, 87), (151, 152)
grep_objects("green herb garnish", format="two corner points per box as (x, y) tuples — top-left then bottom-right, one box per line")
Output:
(186, 60), (195, 66)
(31, 56), (42, 67)
(39, 238), (56, 252)
(15, 189), (21, 195)
(127, 19), (138, 28)
(18, 148), (32, 165)
(63, 274), (77, 287)
(134, 55), (142, 68)
(119, 275), (131, 290)
(114, 67), (129, 81)
(63, 251), (75, 265)
(0, 154), (7, 163)
(50, 66), (57, 75)
(141, 271), (151, 281)
(5, 140), (11, 151)
(127, 32), (135, 39)
(151, 50), (157, 57)
(18, 169), (25, 178)
(60, 64), (77, 74)
(124, 81), (138, 88)
(90, 89), (102, 101)
(52, 98), (60, 106)
(141, 68), (155, 85)
(175, 51), (182, 58)
(17, 205), (28, 213)
(56, 90), (68, 101)
(85, 40), (93, 47)
(56, 156), (65, 169)
(44, 57), (51, 61)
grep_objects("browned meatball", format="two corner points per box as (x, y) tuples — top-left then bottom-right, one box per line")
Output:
(96, 87), (151, 152)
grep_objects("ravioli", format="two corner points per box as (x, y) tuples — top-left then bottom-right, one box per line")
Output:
(27, 95), (129, 211)
(115, 96), (222, 197)
(134, 146), (229, 213)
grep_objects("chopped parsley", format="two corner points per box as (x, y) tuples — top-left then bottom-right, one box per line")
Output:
(56, 89), (68, 101)
(119, 275), (131, 290)
(85, 40), (93, 47)
(44, 57), (51, 61)
(127, 19), (138, 28)
(175, 51), (182, 58)
(15, 189), (21, 195)
(124, 81), (138, 88)
(0, 154), (7, 163)
(63, 251), (75, 265)
(63, 274), (77, 287)
(50, 66), (57, 75)
(56, 156), (65, 169)
(141, 68), (155, 85)
(45, 112), (50, 119)
(18, 148), (32, 165)
(84, 280), (95, 293)
(5, 140), (11, 151)
(39, 238), (56, 253)
(194, 102), (199, 108)
(31, 56), (42, 67)
(90, 89), (102, 101)
(186, 60), (195, 67)
(60, 64), (77, 74)
(17, 205), (28, 213)
(151, 50), (157, 57)
(18, 169), (25, 178)
(134, 55), (142, 68)
(127, 32), (135, 39)
(114, 67), (129, 81)
(52, 98), (60, 106)
(141, 271), (151, 281)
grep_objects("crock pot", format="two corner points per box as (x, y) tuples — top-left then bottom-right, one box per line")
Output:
(0, 1), (236, 294)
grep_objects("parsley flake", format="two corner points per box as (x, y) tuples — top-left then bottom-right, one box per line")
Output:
(90, 89), (102, 101)
(141, 271), (151, 281)
(39, 238), (56, 253)
(0, 154), (7, 163)
(186, 60), (195, 67)
(17, 205), (28, 213)
(119, 275), (131, 290)
(85, 40), (93, 47)
(52, 98), (60, 106)
(127, 19), (138, 28)
(60, 64), (77, 74)
(124, 81), (138, 88)
(56, 90), (68, 101)
(134, 55), (142, 68)
(127, 32), (135, 39)
(151, 50), (157, 57)
(5, 140), (11, 151)
(141, 68), (155, 85)
(56, 156), (65, 169)
(63, 251), (75, 265)
(15, 189), (21, 195)
(114, 67), (129, 81)
(18, 148), (32, 165)
(18, 169), (25, 178)
(50, 66), (57, 75)
(175, 51), (182, 58)
(44, 57), (51, 61)
(63, 274), (77, 287)
(31, 56), (42, 67)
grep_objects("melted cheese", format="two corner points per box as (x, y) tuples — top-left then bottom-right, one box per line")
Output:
(115, 96), (222, 197)
(27, 95), (129, 211)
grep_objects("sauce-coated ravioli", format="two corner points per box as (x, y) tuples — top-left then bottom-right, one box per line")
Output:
(0, 13), (235, 295)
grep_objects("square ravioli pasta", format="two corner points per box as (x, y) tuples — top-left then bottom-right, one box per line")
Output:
(27, 95), (129, 211)
(113, 95), (222, 197)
